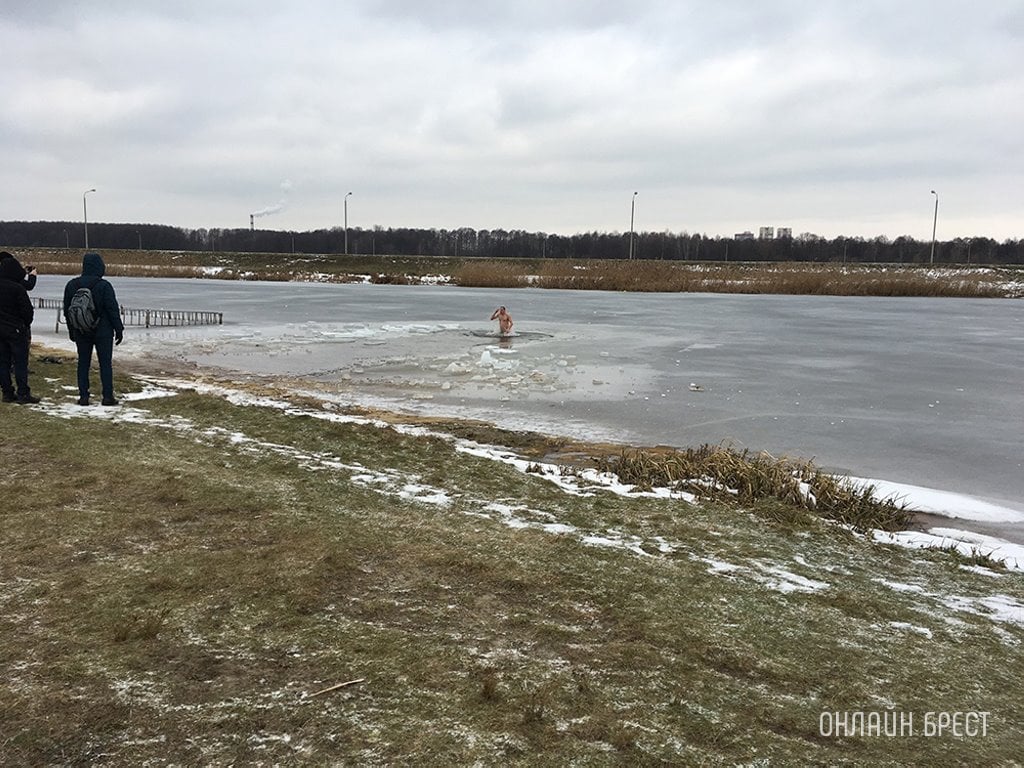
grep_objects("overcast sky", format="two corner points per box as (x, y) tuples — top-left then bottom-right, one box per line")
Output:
(2, 1), (1022, 240)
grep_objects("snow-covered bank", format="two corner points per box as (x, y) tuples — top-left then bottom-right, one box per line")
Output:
(873, 527), (1024, 572)
(850, 478), (1024, 565)
(850, 478), (1024, 524)
(847, 481), (1024, 573)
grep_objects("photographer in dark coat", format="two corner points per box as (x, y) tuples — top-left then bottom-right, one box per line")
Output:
(0, 255), (37, 403)
(0, 251), (37, 291)
(63, 252), (125, 406)
(0, 251), (37, 386)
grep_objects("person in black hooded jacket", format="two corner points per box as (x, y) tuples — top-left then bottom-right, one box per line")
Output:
(63, 252), (125, 406)
(0, 251), (37, 292)
(0, 252), (36, 353)
(0, 255), (38, 403)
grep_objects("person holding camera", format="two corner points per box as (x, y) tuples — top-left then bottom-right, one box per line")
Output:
(0, 251), (36, 351)
(0, 251), (36, 291)
(0, 253), (38, 403)
(0, 251), (36, 379)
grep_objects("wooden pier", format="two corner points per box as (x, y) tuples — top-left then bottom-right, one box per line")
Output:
(33, 297), (223, 331)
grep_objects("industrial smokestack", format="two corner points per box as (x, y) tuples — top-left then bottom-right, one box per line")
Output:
(251, 181), (292, 225)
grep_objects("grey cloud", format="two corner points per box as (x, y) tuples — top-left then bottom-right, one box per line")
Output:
(0, 0), (1020, 238)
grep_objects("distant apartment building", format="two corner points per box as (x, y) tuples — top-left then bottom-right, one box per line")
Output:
(737, 227), (791, 240)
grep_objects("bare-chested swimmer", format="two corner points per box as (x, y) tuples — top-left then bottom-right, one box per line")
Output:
(490, 306), (513, 336)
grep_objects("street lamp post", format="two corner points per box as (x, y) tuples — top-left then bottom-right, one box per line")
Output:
(628, 191), (638, 260)
(930, 190), (939, 265)
(83, 188), (96, 248)
(344, 191), (353, 255)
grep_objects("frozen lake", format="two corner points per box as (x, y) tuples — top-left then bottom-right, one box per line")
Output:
(32, 275), (1024, 518)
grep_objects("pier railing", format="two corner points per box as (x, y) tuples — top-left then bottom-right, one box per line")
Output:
(119, 307), (224, 328)
(33, 297), (223, 331)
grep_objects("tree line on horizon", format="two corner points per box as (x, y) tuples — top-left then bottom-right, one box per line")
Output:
(1, 219), (1022, 264)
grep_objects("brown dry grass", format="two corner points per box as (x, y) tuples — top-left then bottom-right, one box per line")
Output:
(596, 444), (913, 531)
(453, 259), (534, 288)
(12, 246), (1019, 296)
(509, 260), (1009, 297)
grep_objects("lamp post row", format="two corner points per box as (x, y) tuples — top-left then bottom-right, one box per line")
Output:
(78, 188), (354, 253)
(74, 189), (941, 261)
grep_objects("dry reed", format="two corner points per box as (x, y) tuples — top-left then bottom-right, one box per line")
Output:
(595, 445), (913, 531)
(12, 247), (1017, 297)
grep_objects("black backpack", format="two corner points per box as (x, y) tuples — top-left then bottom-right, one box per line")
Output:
(67, 280), (100, 335)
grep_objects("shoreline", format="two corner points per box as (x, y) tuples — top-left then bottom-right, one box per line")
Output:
(37, 340), (1024, 565)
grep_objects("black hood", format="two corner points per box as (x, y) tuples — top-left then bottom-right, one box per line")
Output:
(0, 252), (27, 283)
(82, 252), (106, 278)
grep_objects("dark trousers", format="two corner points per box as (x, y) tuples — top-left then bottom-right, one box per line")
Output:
(76, 333), (115, 401)
(0, 336), (30, 397)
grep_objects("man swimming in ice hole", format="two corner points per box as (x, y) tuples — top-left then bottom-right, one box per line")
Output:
(490, 306), (513, 336)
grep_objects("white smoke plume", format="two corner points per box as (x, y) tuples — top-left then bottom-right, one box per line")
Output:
(252, 179), (293, 218)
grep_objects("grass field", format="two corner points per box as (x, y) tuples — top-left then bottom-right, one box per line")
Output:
(2, 348), (1022, 765)
(11, 246), (1024, 297)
